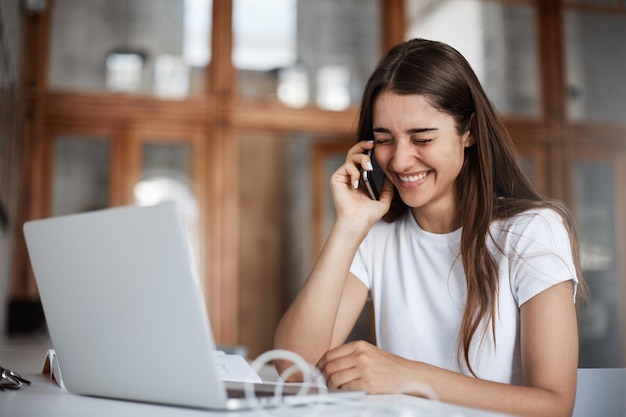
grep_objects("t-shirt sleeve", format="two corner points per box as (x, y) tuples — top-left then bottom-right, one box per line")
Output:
(509, 209), (578, 306)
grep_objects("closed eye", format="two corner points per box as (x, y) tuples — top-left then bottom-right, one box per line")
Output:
(373, 138), (394, 145)
(411, 138), (433, 144)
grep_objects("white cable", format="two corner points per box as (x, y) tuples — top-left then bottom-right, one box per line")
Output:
(242, 349), (331, 416)
(240, 348), (441, 417)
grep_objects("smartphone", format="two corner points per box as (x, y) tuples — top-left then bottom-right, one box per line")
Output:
(362, 148), (386, 200)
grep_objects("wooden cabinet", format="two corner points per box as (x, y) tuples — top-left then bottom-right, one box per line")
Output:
(10, 0), (626, 365)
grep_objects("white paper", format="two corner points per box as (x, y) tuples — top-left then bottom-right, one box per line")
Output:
(42, 349), (66, 390)
(213, 351), (263, 383)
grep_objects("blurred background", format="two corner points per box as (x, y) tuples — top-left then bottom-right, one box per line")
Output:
(0, 0), (624, 368)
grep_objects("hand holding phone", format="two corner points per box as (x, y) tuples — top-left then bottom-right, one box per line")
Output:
(362, 148), (386, 200)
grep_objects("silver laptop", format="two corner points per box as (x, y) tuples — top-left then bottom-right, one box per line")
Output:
(23, 202), (364, 410)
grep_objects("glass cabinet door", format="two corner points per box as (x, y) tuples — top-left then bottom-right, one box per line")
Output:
(569, 146), (625, 368)
(564, 4), (626, 124)
(49, 0), (212, 98)
(51, 135), (111, 216)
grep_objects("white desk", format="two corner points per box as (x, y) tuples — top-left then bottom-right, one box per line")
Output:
(0, 339), (516, 417)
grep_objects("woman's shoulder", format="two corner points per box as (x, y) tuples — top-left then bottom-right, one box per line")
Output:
(501, 206), (566, 230)
(492, 205), (571, 249)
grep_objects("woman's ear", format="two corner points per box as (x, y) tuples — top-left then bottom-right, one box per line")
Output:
(464, 113), (477, 148)
(464, 132), (476, 148)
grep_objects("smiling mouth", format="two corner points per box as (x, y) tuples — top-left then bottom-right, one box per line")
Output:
(398, 171), (431, 183)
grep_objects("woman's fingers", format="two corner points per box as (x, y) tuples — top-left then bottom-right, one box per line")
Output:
(344, 140), (375, 188)
(332, 141), (375, 189)
(328, 140), (392, 224)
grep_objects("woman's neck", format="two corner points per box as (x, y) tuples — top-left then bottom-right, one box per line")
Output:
(410, 205), (459, 234)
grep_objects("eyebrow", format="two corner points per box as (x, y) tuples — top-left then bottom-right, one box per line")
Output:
(372, 127), (439, 134)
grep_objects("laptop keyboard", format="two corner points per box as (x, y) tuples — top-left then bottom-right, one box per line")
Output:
(226, 387), (278, 398)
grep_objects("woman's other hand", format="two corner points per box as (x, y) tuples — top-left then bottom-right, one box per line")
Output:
(316, 340), (429, 396)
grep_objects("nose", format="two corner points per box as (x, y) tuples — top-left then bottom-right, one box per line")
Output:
(389, 140), (417, 172)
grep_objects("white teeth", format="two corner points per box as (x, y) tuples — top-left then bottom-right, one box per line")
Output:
(399, 172), (429, 182)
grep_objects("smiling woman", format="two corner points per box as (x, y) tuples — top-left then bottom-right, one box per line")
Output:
(274, 38), (585, 417)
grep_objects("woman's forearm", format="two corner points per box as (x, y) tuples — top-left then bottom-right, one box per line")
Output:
(274, 220), (367, 366)
(414, 363), (575, 417)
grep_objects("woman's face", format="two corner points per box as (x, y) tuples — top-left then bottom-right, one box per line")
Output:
(372, 91), (474, 231)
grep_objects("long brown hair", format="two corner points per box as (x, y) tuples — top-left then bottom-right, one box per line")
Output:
(357, 39), (584, 376)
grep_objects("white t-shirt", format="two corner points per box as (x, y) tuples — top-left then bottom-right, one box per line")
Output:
(349, 208), (578, 385)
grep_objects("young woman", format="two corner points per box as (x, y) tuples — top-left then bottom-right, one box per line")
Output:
(274, 38), (583, 417)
